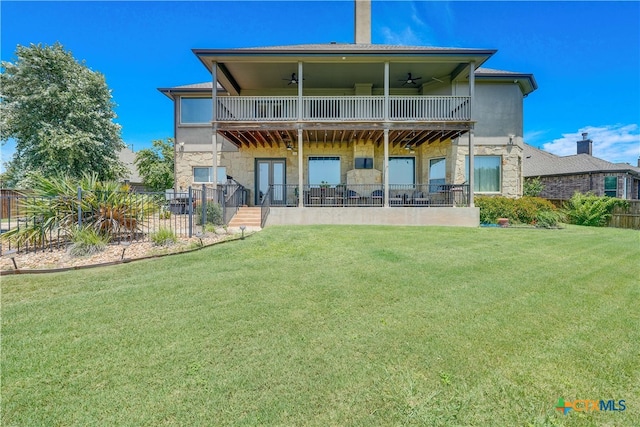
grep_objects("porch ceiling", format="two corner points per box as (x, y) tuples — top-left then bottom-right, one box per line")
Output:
(219, 126), (470, 149)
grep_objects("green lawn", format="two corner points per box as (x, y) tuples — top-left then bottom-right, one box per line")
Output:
(2, 225), (639, 426)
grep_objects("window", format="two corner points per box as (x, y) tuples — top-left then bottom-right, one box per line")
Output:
(193, 167), (227, 184)
(308, 157), (340, 185)
(604, 176), (617, 197)
(180, 98), (212, 124)
(465, 156), (501, 193)
(429, 158), (446, 191)
(389, 157), (415, 185)
(355, 157), (373, 169)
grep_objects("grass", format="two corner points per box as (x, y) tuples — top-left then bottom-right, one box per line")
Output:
(2, 225), (639, 426)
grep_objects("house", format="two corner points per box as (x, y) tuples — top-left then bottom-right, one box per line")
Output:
(523, 134), (640, 200)
(117, 146), (145, 191)
(159, 1), (537, 226)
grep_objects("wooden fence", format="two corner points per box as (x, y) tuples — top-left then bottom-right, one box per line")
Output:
(546, 198), (640, 230)
(609, 200), (640, 230)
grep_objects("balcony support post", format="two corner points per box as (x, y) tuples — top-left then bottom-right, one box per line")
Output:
(298, 61), (303, 120)
(384, 62), (390, 121)
(298, 128), (304, 208)
(468, 61), (475, 207)
(383, 127), (389, 207)
(212, 61), (218, 188)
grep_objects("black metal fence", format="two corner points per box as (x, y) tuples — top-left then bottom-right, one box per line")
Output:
(264, 183), (469, 207)
(0, 184), (247, 255)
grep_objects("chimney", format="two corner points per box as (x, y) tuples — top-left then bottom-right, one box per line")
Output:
(355, 0), (371, 44)
(577, 132), (593, 156)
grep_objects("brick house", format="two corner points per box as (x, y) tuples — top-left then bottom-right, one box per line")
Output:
(523, 134), (640, 200)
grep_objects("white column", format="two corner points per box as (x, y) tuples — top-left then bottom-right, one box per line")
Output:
(212, 61), (218, 188)
(298, 128), (304, 207)
(384, 128), (389, 207)
(468, 61), (475, 207)
(298, 61), (303, 120)
(383, 62), (390, 207)
(384, 62), (389, 121)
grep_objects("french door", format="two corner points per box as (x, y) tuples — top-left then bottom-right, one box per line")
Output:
(256, 159), (286, 205)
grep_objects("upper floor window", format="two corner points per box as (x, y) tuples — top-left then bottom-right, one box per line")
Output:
(180, 98), (212, 124)
(466, 156), (501, 193)
(604, 176), (617, 197)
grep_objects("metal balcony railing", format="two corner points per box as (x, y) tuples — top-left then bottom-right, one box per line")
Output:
(262, 184), (470, 208)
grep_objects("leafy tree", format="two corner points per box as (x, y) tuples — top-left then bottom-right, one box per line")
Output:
(0, 43), (125, 186)
(135, 138), (175, 191)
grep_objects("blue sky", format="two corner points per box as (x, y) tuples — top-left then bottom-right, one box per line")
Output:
(2, 0), (639, 171)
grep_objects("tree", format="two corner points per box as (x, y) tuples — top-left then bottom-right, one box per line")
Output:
(0, 43), (125, 187)
(135, 138), (174, 191)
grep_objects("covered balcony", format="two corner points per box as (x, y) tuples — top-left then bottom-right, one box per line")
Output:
(216, 95), (470, 123)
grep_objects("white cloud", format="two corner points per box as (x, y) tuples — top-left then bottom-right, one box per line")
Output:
(381, 26), (423, 46)
(542, 124), (640, 165)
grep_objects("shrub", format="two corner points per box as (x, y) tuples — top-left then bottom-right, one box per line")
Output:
(476, 196), (516, 224)
(523, 177), (544, 197)
(159, 208), (171, 220)
(0, 173), (159, 247)
(196, 202), (223, 226)
(68, 225), (110, 257)
(150, 227), (177, 246)
(534, 210), (562, 229)
(563, 192), (628, 227)
(476, 195), (559, 225)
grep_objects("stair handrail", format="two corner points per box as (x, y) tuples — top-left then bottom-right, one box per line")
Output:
(260, 186), (272, 228)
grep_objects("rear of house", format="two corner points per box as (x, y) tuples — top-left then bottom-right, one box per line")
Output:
(159, 2), (537, 226)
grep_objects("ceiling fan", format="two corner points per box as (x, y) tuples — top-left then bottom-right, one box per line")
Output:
(399, 73), (422, 86)
(283, 73), (303, 85)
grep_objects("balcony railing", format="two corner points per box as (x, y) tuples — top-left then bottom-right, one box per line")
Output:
(216, 96), (470, 122)
(263, 184), (469, 207)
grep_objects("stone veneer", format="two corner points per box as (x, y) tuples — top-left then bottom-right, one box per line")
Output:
(175, 139), (524, 203)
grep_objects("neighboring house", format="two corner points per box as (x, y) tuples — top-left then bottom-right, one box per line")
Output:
(523, 134), (640, 200)
(118, 146), (145, 191)
(158, 1), (537, 226)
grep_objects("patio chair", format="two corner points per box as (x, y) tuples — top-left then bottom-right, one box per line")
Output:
(346, 189), (360, 206)
(371, 189), (383, 206)
(411, 191), (429, 206)
(308, 187), (323, 206)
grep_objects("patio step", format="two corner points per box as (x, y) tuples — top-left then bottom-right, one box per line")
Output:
(228, 207), (262, 228)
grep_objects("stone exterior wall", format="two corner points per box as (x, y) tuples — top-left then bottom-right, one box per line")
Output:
(175, 138), (524, 204)
(452, 142), (523, 198)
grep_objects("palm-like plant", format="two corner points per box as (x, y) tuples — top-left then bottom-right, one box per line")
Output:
(1, 173), (160, 247)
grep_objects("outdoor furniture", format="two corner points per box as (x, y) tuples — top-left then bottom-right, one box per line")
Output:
(389, 190), (405, 205)
(411, 191), (430, 206)
(307, 187), (323, 206)
(371, 189), (383, 205)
